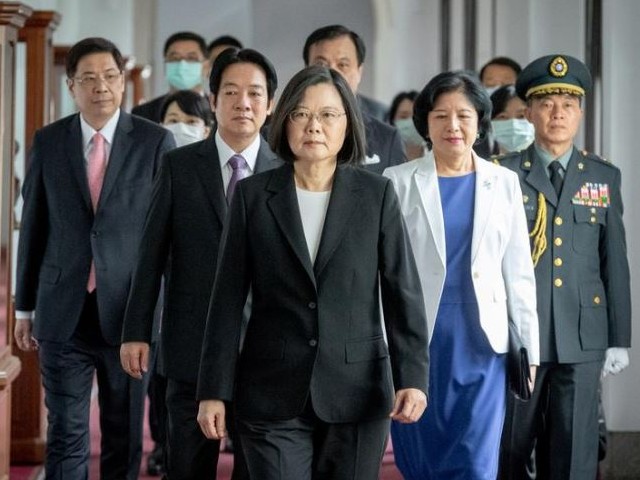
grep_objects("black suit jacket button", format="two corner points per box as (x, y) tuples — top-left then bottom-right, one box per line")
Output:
(308, 301), (317, 309)
(309, 339), (317, 347)
(91, 230), (99, 237)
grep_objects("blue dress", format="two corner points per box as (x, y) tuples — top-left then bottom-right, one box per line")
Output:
(391, 173), (506, 479)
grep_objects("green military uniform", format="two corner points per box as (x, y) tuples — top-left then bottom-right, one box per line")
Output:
(498, 55), (631, 480)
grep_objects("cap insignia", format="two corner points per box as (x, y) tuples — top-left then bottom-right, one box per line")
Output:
(550, 56), (568, 78)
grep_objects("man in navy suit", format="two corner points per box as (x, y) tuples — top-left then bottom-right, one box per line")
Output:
(120, 47), (280, 479)
(13, 37), (175, 480)
(303, 24), (406, 173)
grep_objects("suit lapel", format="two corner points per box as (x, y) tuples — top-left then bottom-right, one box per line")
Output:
(266, 165), (316, 287)
(98, 112), (133, 210)
(471, 154), (496, 263)
(255, 138), (280, 173)
(415, 155), (446, 269)
(313, 166), (361, 278)
(524, 145), (559, 207)
(66, 115), (93, 212)
(194, 136), (227, 226)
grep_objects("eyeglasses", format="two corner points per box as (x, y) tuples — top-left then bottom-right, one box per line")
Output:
(288, 109), (347, 126)
(72, 71), (122, 88)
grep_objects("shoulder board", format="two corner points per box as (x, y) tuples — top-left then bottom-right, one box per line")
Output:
(580, 149), (615, 167)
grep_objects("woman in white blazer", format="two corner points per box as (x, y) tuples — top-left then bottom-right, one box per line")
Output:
(383, 71), (539, 480)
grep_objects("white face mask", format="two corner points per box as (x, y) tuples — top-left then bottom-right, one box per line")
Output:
(164, 122), (206, 148)
(491, 118), (535, 153)
(394, 118), (426, 147)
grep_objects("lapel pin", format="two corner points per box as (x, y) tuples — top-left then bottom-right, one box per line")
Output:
(578, 162), (584, 170)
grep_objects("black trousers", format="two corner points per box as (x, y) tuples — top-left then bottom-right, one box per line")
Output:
(38, 292), (146, 480)
(499, 361), (601, 480)
(165, 378), (220, 479)
(238, 400), (389, 480)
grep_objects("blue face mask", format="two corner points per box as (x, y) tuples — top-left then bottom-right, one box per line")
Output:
(165, 60), (203, 90)
(491, 118), (535, 153)
(395, 118), (426, 147)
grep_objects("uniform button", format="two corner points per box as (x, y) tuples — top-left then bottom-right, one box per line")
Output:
(554, 257), (563, 267)
(308, 302), (317, 310)
(590, 216), (597, 223)
(591, 207), (597, 213)
(554, 237), (563, 247)
(473, 272), (479, 279)
(594, 296), (601, 305)
(554, 278), (563, 287)
(554, 216), (563, 226)
(308, 339), (317, 347)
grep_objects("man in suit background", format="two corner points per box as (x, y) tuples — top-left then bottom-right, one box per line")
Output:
(303, 24), (406, 174)
(120, 47), (280, 479)
(13, 37), (175, 479)
(131, 31), (209, 474)
(132, 31), (208, 123)
(498, 54), (631, 480)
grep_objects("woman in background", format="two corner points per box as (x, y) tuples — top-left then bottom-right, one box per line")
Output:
(490, 84), (534, 154)
(160, 89), (214, 147)
(389, 90), (425, 160)
(384, 71), (539, 480)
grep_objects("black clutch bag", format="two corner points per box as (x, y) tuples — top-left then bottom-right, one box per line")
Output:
(508, 320), (532, 401)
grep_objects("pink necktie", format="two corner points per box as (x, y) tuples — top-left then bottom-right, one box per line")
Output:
(87, 132), (107, 292)
(227, 154), (249, 203)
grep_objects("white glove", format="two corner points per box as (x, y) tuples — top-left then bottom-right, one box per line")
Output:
(602, 348), (630, 377)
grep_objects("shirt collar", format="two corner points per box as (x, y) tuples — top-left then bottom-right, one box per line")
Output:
(80, 109), (121, 150)
(215, 131), (260, 172)
(534, 142), (573, 172)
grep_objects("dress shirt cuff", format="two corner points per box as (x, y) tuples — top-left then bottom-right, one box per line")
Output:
(15, 310), (34, 321)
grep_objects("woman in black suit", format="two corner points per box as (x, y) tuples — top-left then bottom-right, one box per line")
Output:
(195, 65), (429, 480)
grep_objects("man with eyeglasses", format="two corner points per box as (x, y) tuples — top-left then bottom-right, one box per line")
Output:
(303, 24), (406, 174)
(14, 37), (175, 480)
(133, 31), (208, 123)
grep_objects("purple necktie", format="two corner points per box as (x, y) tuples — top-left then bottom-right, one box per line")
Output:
(227, 154), (249, 203)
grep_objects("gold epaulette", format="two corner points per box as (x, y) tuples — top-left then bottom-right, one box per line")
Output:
(529, 192), (547, 266)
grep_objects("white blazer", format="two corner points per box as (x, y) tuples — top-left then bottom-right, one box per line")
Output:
(384, 151), (540, 365)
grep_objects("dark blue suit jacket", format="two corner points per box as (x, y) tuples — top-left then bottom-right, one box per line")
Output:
(16, 111), (175, 345)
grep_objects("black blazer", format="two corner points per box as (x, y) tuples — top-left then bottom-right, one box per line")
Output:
(16, 112), (175, 345)
(131, 94), (169, 123)
(197, 164), (429, 423)
(362, 113), (406, 174)
(121, 135), (281, 383)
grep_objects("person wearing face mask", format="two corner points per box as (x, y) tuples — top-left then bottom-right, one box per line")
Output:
(160, 90), (214, 148)
(490, 85), (535, 154)
(132, 31), (208, 124)
(475, 57), (522, 158)
(389, 90), (425, 161)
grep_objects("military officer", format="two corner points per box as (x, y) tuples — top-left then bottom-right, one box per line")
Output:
(497, 54), (631, 480)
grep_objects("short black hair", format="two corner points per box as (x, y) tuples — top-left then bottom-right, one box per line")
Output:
(489, 84), (519, 119)
(66, 37), (124, 78)
(414, 70), (493, 148)
(388, 90), (419, 126)
(303, 24), (366, 66)
(209, 48), (278, 101)
(479, 56), (522, 83)
(268, 65), (365, 166)
(160, 90), (214, 126)
(163, 31), (207, 58)
(207, 35), (243, 55)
